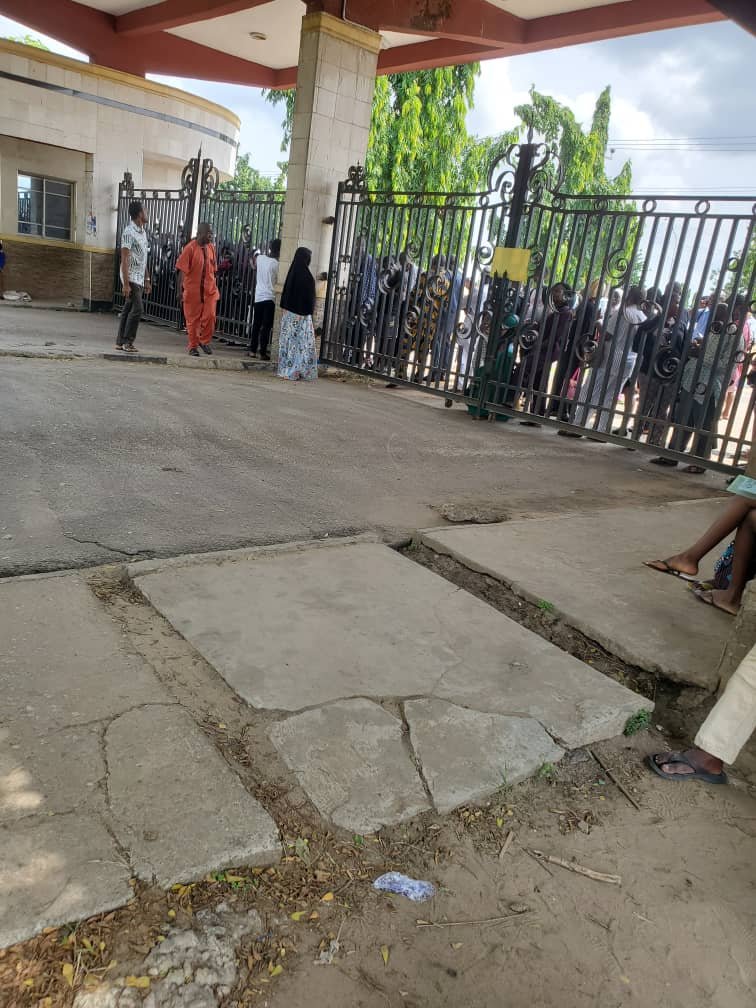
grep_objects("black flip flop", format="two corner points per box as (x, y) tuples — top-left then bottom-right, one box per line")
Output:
(643, 560), (697, 582)
(647, 752), (727, 785)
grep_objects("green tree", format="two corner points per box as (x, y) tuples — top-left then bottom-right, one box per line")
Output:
(503, 86), (635, 290)
(5, 34), (50, 50)
(264, 66), (484, 193)
(218, 151), (283, 193)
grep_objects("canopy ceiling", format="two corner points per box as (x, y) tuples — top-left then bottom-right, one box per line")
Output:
(0, 0), (729, 87)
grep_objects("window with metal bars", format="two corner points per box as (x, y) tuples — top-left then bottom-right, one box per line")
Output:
(17, 173), (73, 241)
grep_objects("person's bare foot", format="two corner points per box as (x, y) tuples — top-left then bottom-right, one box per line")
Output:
(651, 748), (725, 778)
(694, 586), (740, 615)
(644, 553), (699, 577)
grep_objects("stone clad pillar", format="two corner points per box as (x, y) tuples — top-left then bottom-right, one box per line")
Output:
(280, 11), (380, 324)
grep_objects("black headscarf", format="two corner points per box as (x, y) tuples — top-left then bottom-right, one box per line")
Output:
(280, 247), (316, 317)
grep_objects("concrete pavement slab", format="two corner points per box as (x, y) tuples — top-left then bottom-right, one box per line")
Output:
(0, 575), (171, 731)
(269, 699), (430, 833)
(405, 699), (565, 814)
(0, 814), (132, 949)
(0, 722), (104, 824)
(134, 539), (653, 749)
(106, 705), (280, 886)
(420, 500), (729, 689)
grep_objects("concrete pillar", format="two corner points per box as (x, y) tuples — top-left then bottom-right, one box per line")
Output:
(280, 10), (380, 325)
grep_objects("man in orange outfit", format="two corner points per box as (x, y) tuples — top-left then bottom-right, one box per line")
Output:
(176, 222), (219, 356)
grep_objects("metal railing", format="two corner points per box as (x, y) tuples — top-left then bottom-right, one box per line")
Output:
(321, 147), (756, 472)
(113, 157), (284, 344)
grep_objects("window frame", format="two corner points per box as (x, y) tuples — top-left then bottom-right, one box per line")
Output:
(17, 172), (75, 242)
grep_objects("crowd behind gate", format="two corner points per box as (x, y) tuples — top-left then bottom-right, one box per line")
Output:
(333, 238), (756, 473)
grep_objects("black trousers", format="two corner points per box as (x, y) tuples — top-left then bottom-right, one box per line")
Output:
(117, 284), (143, 346)
(249, 299), (275, 354)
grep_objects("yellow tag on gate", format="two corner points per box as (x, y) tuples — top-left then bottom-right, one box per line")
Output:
(491, 247), (531, 283)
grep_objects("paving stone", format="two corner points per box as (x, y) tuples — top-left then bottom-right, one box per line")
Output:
(0, 814), (132, 949)
(0, 575), (170, 732)
(269, 699), (430, 833)
(134, 540), (651, 748)
(405, 699), (565, 814)
(421, 500), (729, 689)
(106, 705), (280, 886)
(0, 721), (104, 824)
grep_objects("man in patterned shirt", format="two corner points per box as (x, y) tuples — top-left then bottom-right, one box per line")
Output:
(117, 200), (151, 352)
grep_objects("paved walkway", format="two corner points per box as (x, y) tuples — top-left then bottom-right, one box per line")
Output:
(0, 303), (267, 373)
(131, 538), (651, 829)
(0, 572), (278, 949)
(1, 537), (653, 946)
(421, 500), (732, 689)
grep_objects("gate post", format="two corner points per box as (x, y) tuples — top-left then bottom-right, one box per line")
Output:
(477, 143), (536, 416)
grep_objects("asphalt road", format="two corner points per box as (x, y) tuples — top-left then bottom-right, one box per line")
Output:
(0, 353), (721, 576)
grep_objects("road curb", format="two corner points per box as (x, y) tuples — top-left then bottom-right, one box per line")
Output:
(0, 347), (278, 373)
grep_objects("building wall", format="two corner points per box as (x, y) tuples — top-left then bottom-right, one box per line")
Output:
(0, 40), (239, 307)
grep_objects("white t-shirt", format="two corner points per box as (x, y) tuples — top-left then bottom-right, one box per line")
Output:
(255, 254), (279, 303)
(121, 221), (149, 285)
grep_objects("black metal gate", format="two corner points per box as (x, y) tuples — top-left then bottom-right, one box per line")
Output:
(197, 160), (285, 346)
(114, 156), (285, 344)
(321, 146), (756, 473)
(113, 165), (194, 328)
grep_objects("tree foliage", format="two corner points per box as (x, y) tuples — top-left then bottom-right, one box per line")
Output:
(218, 151), (284, 193)
(513, 85), (631, 197)
(264, 66), (486, 193)
(365, 66), (482, 192)
(504, 86), (635, 289)
(5, 34), (51, 50)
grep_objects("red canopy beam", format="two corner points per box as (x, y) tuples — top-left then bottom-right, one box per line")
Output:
(706, 0), (755, 33)
(523, 0), (724, 49)
(116, 0), (269, 38)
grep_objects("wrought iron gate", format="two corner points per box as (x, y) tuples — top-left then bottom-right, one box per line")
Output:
(114, 156), (284, 343)
(321, 146), (756, 473)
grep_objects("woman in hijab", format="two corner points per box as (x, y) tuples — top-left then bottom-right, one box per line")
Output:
(278, 246), (317, 381)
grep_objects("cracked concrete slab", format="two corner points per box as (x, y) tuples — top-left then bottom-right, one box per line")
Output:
(269, 699), (430, 833)
(134, 540), (652, 748)
(405, 699), (565, 814)
(0, 813), (132, 949)
(420, 500), (729, 689)
(0, 574), (170, 731)
(106, 705), (280, 886)
(0, 722), (105, 824)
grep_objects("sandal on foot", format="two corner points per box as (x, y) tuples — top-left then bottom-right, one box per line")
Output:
(647, 752), (727, 785)
(691, 585), (738, 615)
(643, 559), (698, 582)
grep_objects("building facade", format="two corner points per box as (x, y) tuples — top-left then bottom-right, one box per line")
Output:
(0, 39), (239, 308)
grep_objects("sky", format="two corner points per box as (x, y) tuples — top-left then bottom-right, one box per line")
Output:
(1, 14), (755, 198)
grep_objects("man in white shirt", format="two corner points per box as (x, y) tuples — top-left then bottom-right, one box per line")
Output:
(248, 238), (280, 361)
(117, 200), (151, 352)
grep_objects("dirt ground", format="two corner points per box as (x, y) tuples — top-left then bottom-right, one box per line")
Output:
(2, 563), (755, 1008)
(2, 733), (754, 1008)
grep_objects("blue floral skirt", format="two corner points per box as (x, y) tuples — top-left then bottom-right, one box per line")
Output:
(278, 310), (317, 381)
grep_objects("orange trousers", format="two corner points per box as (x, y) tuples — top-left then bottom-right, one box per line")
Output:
(184, 297), (216, 350)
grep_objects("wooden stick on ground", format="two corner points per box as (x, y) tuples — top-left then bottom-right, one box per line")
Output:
(527, 849), (622, 885)
(416, 912), (532, 929)
(499, 829), (515, 860)
(589, 749), (642, 811)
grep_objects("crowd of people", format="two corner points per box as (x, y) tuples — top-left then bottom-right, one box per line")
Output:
(119, 206), (756, 451)
(118, 200), (318, 381)
(341, 245), (756, 472)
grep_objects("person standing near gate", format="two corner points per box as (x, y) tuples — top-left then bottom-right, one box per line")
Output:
(117, 200), (151, 352)
(176, 222), (219, 356)
(249, 238), (280, 361)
